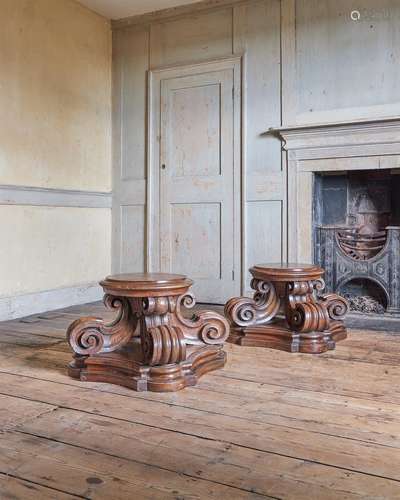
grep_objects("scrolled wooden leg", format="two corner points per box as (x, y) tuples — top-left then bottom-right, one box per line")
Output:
(173, 293), (229, 345)
(224, 279), (280, 327)
(67, 294), (136, 356)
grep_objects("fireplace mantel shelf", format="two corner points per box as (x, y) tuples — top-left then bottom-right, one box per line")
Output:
(269, 117), (400, 152)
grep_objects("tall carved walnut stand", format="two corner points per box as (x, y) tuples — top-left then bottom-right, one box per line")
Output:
(67, 273), (229, 392)
(225, 263), (349, 354)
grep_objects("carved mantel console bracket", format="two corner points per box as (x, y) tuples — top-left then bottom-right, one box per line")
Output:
(67, 273), (229, 392)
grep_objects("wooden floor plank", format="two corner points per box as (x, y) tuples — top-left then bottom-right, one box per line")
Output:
(1, 369), (400, 453)
(1, 302), (400, 499)
(8, 390), (400, 487)
(0, 394), (57, 431)
(0, 473), (82, 500)
(1, 432), (263, 500)
(0, 378), (400, 498)
(11, 409), (400, 499)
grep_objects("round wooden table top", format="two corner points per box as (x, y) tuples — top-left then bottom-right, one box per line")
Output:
(250, 263), (324, 281)
(100, 273), (193, 297)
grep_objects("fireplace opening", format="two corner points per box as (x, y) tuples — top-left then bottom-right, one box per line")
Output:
(314, 169), (400, 322)
(339, 278), (387, 314)
(314, 170), (400, 249)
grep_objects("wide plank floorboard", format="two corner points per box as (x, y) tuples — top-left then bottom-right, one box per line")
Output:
(1, 302), (400, 499)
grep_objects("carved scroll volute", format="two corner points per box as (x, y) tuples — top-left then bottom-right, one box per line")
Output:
(285, 280), (346, 333)
(67, 295), (136, 356)
(225, 279), (280, 327)
(173, 293), (229, 345)
(321, 293), (349, 321)
(285, 280), (328, 332)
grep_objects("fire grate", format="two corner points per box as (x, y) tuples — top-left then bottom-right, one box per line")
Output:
(337, 228), (387, 260)
(315, 226), (400, 316)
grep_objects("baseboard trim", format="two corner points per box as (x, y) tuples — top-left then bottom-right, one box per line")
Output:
(0, 185), (112, 208)
(0, 283), (103, 321)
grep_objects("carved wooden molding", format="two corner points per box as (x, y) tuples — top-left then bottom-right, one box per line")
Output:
(0, 185), (112, 208)
(112, 0), (256, 30)
(0, 283), (103, 322)
(270, 117), (400, 154)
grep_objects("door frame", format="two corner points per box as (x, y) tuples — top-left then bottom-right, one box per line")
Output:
(146, 55), (243, 298)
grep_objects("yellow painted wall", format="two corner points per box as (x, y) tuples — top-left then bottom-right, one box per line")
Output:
(0, 206), (111, 296)
(0, 0), (112, 300)
(0, 0), (111, 191)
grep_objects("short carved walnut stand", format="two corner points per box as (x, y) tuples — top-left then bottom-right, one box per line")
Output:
(225, 263), (348, 354)
(67, 273), (229, 392)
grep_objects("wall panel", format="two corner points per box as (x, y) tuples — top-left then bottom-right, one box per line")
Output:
(112, 26), (149, 273)
(234, 0), (284, 290)
(292, 0), (400, 123)
(120, 205), (146, 273)
(246, 200), (283, 268)
(150, 8), (233, 66)
(234, 0), (281, 173)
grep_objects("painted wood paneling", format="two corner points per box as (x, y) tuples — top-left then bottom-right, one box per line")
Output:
(171, 203), (221, 279)
(234, 0), (284, 289)
(112, 25), (149, 273)
(112, 0), (400, 300)
(169, 83), (222, 177)
(120, 205), (146, 273)
(234, 0), (281, 173)
(247, 200), (283, 268)
(295, 0), (400, 123)
(116, 27), (149, 181)
(150, 8), (233, 66)
(113, 0), (284, 298)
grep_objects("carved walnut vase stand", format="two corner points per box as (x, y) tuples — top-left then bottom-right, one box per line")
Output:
(67, 273), (229, 392)
(225, 263), (349, 354)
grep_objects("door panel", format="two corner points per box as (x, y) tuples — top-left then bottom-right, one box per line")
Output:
(151, 59), (241, 303)
(171, 202), (221, 280)
(170, 84), (221, 177)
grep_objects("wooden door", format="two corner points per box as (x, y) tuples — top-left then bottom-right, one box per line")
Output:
(148, 58), (241, 303)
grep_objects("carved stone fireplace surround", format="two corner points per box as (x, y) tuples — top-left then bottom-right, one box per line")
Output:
(274, 118), (400, 330)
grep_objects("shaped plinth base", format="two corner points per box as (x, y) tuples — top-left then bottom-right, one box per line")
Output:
(69, 339), (226, 392)
(228, 319), (347, 354)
